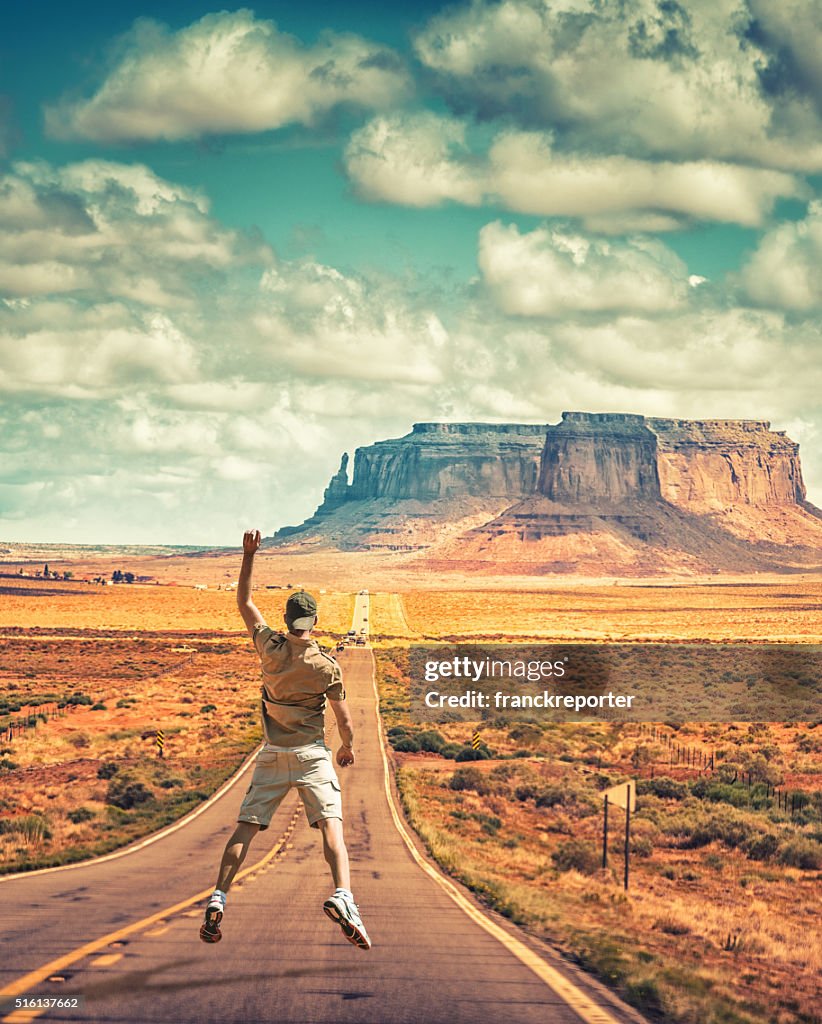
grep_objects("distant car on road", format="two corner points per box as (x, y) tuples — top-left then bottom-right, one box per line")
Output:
(355, 637), (366, 646)
(336, 643), (345, 653)
(358, 589), (368, 595)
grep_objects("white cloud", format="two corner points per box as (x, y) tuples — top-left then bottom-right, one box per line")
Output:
(344, 112), (484, 207)
(0, 303), (199, 398)
(256, 261), (447, 384)
(345, 114), (802, 229)
(486, 132), (800, 229)
(0, 160), (263, 304)
(413, 0), (822, 172)
(748, 0), (822, 116)
(739, 202), (822, 310)
(478, 222), (688, 316)
(0, 160), (451, 404)
(45, 10), (411, 143)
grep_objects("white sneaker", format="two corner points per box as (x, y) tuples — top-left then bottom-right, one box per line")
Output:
(199, 894), (225, 943)
(323, 892), (372, 950)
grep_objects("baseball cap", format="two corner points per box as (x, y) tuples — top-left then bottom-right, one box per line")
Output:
(285, 590), (318, 631)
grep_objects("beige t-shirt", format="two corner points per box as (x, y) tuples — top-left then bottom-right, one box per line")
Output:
(252, 624), (345, 747)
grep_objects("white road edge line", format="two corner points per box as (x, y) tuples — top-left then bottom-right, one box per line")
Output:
(363, 595), (622, 1024)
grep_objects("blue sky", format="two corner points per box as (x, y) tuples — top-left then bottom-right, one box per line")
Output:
(2, 1), (822, 543)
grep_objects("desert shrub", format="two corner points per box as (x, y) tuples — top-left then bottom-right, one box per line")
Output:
(507, 723), (542, 744)
(637, 776), (687, 800)
(624, 977), (665, 1016)
(66, 693), (92, 706)
(535, 786), (567, 808)
(777, 836), (822, 870)
(797, 734), (822, 754)
(67, 807), (95, 824)
(439, 743), (462, 759)
(97, 761), (119, 779)
(654, 915), (690, 935)
(455, 746), (490, 762)
(392, 736), (421, 753)
(417, 730), (446, 753)
(629, 818), (658, 858)
(158, 777), (184, 789)
(687, 814), (756, 850)
(106, 775), (152, 810)
(551, 838), (600, 875)
(743, 832), (780, 861)
(474, 812), (502, 835)
(0, 814), (52, 843)
(91, 702), (106, 711)
(690, 779), (751, 808)
(449, 767), (491, 795)
(200, 704), (217, 713)
(740, 752), (782, 786)
(514, 783), (540, 802)
(716, 762), (743, 784)
(665, 805), (760, 851)
(0, 758), (18, 771)
(387, 726), (408, 738)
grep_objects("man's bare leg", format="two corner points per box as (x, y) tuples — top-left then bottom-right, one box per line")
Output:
(215, 820), (261, 892)
(201, 821), (261, 943)
(318, 817), (350, 890)
(319, 818), (370, 949)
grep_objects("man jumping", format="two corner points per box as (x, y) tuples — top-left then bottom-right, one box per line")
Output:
(199, 529), (371, 950)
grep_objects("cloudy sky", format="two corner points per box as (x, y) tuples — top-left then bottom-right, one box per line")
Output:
(2, 0), (822, 544)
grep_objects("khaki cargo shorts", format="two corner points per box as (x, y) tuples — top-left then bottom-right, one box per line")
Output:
(238, 744), (342, 831)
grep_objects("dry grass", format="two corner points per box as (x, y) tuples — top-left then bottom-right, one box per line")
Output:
(368, 592), (419, 646)
(401, 583), (822, 642)
(0, 576), (354, 635)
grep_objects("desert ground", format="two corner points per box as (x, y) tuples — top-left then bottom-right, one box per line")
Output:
(1, 543), (820, 1024)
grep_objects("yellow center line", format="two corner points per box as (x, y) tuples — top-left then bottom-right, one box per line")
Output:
(88, 954), (122, 968)
(0, 803), (301, 1024)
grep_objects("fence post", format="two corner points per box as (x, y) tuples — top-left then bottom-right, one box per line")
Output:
(624, 789), (631, 892)
(602, 795), (609, 870)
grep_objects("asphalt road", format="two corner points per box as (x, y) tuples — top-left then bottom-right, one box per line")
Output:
(0, 595), (646, 1024)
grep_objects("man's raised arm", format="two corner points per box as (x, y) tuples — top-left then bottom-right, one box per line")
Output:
(237, 529), (265, 637)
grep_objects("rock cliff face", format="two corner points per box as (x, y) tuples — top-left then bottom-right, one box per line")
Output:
(540, 412), (661, 503)
(318, 453), (350, 513)
(347, 422), (546, 501)
(648, 418), (805, 510)
(271, 412), (822, 574)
